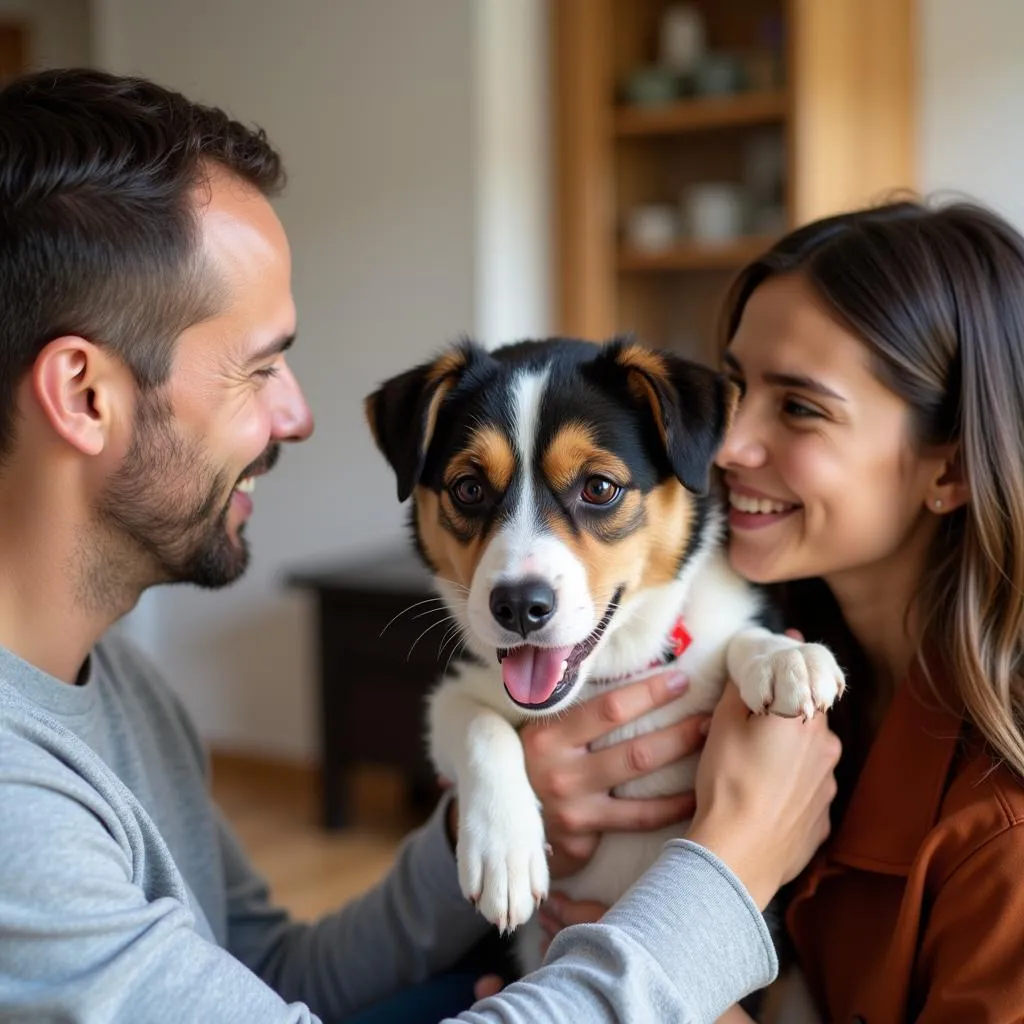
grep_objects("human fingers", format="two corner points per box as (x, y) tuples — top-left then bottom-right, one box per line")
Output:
(527, 669), (690, 750)
(541, 892), (608, 928)
(473, 974), (505, 1000)
(564, 790), (697, 835)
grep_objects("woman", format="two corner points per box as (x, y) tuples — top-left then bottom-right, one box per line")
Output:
(525, 199), (1024, 1022)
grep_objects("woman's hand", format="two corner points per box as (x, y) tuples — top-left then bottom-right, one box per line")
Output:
(520, 670), (711, 877)
(688, 680), (841, 910)
(537, 892), (608, 955)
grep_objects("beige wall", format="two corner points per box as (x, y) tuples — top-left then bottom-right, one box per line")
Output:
(919, 0), (1024, 228)
(95, 0), (480, 759)
(0, 0), (90, 68)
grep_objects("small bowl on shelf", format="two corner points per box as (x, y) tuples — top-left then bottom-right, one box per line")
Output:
(621, 65), (679, 107)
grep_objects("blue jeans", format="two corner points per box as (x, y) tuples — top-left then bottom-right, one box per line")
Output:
(344, 971), (481, 1024)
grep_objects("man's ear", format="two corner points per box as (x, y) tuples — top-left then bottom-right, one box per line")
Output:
(596, 338), (739, 494)
(31, 337), (124, 457)
(365, 341), (485, 502)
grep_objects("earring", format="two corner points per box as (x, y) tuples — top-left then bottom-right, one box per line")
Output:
(933, 498), (943, 510)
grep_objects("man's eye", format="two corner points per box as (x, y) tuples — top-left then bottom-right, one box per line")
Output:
(450, 474), (485, 507)
(581, 476), (621, 505)
(253, 365), (280, 381)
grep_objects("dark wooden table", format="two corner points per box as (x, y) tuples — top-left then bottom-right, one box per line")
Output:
(287, 548), (458, 829)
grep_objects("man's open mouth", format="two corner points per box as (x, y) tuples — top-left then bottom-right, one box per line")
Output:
(496, 586), (624, 710)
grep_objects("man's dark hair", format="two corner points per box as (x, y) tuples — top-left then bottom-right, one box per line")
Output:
(0, 66), (286, 457)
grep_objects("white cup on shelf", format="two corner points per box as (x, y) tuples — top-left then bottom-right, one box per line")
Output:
(625, 204), (678, 252)
(682, 183), (746, 243)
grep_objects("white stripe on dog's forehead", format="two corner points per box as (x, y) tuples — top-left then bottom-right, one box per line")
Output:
(511, 368), (549, 466)
(507, 367), (550, 544)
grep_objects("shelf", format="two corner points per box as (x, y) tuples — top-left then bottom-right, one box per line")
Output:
(614, 90), (788, 138)
(618, 236), (776, 272)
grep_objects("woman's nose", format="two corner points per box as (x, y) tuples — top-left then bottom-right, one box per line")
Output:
(715, 400), (767, 469)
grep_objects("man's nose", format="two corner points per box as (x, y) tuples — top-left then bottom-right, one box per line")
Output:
(270, 363), (314, 442)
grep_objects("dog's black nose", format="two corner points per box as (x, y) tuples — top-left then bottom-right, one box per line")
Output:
(490, 579), (557, 638)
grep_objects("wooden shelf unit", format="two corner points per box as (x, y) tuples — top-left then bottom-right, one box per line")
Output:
(618, 235), (778, 272)
(614, 89), (788, 137)
(551, 0), (916, 365)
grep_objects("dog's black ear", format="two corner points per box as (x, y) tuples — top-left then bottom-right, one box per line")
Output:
(598, 337), (739, 494)
(365, 342), (480, 502)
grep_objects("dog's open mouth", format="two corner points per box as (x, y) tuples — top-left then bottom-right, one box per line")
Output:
(496, 586), (624, 710)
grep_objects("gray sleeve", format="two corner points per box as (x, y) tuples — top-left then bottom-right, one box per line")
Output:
(446, 841), (778, 1024)
(222, 791), (493, 1020)
(0, 735), (319, 1024)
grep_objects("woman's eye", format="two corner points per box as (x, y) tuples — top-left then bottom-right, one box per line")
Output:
(783, 397), (823, 419)
(450, 475), (485, 507)
(581, 476), (621, 505)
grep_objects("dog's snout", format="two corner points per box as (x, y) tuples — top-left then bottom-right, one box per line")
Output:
(489, 579), (556, 638)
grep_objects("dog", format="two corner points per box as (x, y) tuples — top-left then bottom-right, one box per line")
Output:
(365, 335), (845, 978)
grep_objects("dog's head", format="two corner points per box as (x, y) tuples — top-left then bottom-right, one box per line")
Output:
(366, 337), (738, 714)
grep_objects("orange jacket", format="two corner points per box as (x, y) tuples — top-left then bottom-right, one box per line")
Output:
(787, 661), (1024, 1022)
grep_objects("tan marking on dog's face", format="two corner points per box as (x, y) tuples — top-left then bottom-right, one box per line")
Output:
(543, 478), (694, 611)
(614, 345), (672, 450)
(542, 423), (631, 493)
(414, 486), (485, 589)
(640, 479), (694, 588)
(615, 343), (669, 381)
(446, 425), (515, 493)
(419, 348), (472, 456)
(421, 377), (455, 458)
(427, 348), (468, 383)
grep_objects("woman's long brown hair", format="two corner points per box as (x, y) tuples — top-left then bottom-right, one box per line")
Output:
(720, 199), (1024, 781)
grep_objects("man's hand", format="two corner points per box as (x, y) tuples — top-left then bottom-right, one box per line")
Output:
(520, 670), (710, 877)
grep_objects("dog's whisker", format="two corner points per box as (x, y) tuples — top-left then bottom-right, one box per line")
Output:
(437, 623), (464, 659)
(442, 627), (469, 676)
(412, 606), (460, 622)
(379, 597), (455, 637)
(407, 617), (458, 659)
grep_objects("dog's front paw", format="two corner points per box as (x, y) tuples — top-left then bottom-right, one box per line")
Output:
(457, 786), (549, 934)
(736, 642), (846, 720)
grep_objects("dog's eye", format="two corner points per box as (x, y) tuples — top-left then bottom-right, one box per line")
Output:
(450, 474), (486, 507)
(581, 476), (620, 505)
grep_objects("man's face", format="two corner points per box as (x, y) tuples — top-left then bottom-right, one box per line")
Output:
(96, 168), (313, 590)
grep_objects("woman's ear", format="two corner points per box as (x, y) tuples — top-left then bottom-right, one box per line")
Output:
(925, 444), (969, 514)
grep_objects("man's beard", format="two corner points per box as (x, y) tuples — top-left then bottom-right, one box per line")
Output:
(94, 388), (279, 595)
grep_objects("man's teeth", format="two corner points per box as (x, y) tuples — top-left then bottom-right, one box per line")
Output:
(729, 491), (792, 514)
(236, 477), (256, 494)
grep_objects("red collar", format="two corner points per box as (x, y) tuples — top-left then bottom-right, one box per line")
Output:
(592, 614), (692, 686)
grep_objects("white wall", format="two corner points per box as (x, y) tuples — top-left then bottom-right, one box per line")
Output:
(93, 0), (550, 760)
(0, 0), (89, 68)
(919, 0), (1024, 228)
(474, 0), (551, 348)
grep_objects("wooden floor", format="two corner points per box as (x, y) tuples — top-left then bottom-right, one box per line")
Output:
(210, 753), (419, 921)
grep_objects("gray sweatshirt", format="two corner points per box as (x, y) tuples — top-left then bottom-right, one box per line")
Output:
(0, 635), (777, 1023)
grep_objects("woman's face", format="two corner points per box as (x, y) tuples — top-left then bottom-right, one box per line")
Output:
(715, 273), (944, 590)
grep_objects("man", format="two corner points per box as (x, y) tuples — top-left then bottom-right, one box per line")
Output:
(0, 68), (838, 1023)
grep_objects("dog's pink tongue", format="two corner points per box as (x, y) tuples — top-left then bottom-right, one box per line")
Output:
(501, 645), (574, 705)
